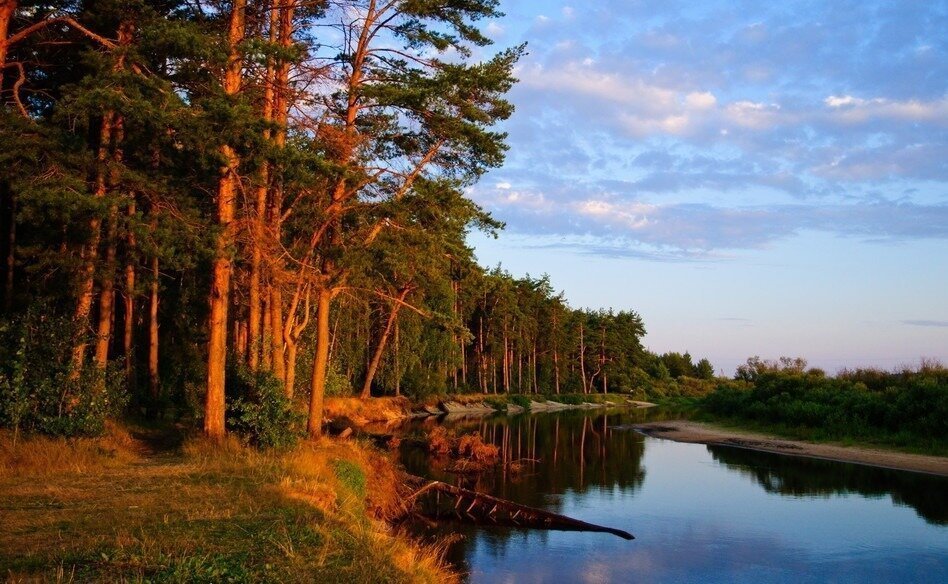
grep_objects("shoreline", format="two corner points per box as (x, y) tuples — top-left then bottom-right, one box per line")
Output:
(634, 420), (948, 477)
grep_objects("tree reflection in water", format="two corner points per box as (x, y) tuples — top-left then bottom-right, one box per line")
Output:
(707, 444), (948, 525)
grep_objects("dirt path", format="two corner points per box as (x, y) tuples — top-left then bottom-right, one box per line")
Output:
(634, 420), (948, 476)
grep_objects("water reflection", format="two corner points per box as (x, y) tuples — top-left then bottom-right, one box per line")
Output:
(400, 408), (948, 583)
(707, 444), (948, 525)
(403, 409), (648, 508)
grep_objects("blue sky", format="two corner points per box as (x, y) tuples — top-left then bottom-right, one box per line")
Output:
(464, 0), (948, 375)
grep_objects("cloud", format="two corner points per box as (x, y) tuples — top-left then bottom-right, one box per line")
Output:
(902, 320), (948, 328)
(483, 0), (948, 259)
(472, 179), (948, 254)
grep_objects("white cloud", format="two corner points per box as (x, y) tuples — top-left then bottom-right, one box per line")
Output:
(823, 94), (948, 125)
(685, 91), (717, 110)
(575, 199), (656, 230)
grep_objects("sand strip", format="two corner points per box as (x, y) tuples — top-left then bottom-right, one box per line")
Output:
(634, 420), (948, 477)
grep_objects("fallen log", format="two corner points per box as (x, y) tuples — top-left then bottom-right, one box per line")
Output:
(405, 476), (634, 540)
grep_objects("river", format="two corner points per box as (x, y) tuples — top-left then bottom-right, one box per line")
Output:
(399, 407), (948, 583)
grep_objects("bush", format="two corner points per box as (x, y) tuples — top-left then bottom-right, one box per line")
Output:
(551, 394), (583, 405)
(702, 361), (948, 450)
(0, 312), (127, 438)
(508, 394), (531, 409)
(226, 363), (303, 449)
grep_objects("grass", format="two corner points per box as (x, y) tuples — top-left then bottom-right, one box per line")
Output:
(688, 412), (948, 457)
(0, 424), (455, 583)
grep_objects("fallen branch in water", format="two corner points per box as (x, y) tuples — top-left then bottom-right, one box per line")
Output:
(404, 475), (634, 540)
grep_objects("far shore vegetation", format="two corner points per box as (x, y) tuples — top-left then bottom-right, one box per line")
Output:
(676, 357), (948, 456)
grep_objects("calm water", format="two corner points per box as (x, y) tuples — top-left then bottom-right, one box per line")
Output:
(399, 408), (948, 583)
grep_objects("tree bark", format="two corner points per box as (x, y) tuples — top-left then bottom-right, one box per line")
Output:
(0, 181), (12, 314)
(579, 320), (588, 394)
(360, 286), (410, 399)
(205, 0), (246, 440)
(0, 1), (16, 94)
(270, 284), (285, 382)
(307, 287), (331, 437)
(122, 201), (136, 385)
(72, 111), (114, 371)
(282, 283), (310, 398)
(248, 1), (279, 371)
(148, 255), (159, 405)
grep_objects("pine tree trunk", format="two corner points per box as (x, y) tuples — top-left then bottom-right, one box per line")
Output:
(122, 201), (136, 386)
(579, 321), (588, 394)
(0, 0), (16, 314)
(261, 290), (272, 369)
(72, 112), (115, 371)
(248, 2), (278, 371)
(360, 287), (409, 399)
(270, 285), (285, 382)
(148, 252), (159, 405)
(94, 202), (119, 368)
(307, 287), (331, 437)
(394, 321), (400, 396)
(205, 0), (246, 439)
(0, 181), (13, 314)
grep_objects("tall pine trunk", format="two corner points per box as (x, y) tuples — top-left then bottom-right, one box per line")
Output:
(205, 0), (246, 439)
(307, 287), (331, 437)
(122, 201), (136, 385)
(148, 255), (159, 406)
(72, 112), (115, 371)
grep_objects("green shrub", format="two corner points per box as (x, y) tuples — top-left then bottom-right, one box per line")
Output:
(325, 364), (354, 397)
(0, 312), (127, 437)
(226, 363), (303, 450)
(508, 394), (531, 409)
(701, 361), (948, 450)
(551, 394), (583, 405)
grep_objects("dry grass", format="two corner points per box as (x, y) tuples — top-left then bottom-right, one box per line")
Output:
(324, 397), (413, 426)
(0, 422), (142, 479)
(0, 426), (456, 583)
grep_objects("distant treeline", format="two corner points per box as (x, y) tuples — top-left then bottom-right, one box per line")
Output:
(702, 357), (948, 452)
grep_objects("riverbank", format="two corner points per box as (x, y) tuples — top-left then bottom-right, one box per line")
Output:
(0, 424), (454, 582)
(325, 393), (652, 427)
(635, 420), (948, 477)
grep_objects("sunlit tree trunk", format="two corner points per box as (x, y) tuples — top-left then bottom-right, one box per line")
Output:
(307, 287), (331, 437)
(72, 112), (115, 371)
(248, 1), (279, 371)
(205, 0), (246, 439)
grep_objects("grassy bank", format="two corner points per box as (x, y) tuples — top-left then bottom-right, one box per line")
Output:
(0, 424), (453, 583)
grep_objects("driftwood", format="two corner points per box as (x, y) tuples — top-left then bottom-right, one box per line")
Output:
(406, 476), (634, 540)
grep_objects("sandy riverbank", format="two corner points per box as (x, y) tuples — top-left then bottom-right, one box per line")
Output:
(634, 420), (948, 477)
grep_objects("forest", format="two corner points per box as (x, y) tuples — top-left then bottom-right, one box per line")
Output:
(0, 1), (714, 442)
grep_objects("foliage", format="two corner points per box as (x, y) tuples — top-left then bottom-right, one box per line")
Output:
(508, 394), (531, 409)
(0, 312), (127, 437)
(225, 364), (302, 450)
(703, 359), (948, 451)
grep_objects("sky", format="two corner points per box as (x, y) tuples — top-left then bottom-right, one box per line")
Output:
(462, 0), (948, 375)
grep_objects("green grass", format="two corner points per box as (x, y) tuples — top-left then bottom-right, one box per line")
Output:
(0, 426), (454, 583)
